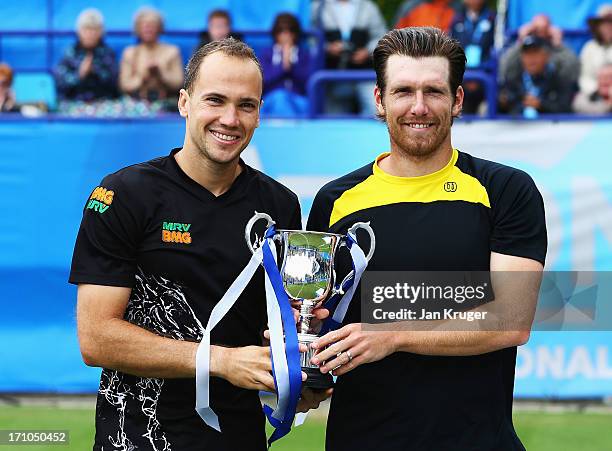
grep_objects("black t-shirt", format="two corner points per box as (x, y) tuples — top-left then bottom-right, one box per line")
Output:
(307, 149), (547, 451)
(69, 148), (301, 451)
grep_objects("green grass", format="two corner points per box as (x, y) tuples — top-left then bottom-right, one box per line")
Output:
(0, 407), (94, 450)
(1, 407), (611, 450)
(286, 281), (329, 300)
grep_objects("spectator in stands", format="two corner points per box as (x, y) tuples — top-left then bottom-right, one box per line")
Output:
(311, 0), (387, 116)
(120, 7), (183, 105)
(394, 0), (461, 33)
(574, 5), (612, 114)
(449, 0), (495, 114)
(197, 9), (242, 49)
(54, 8), (117, 103)
(574, 63), (612, 114)
(499, 14), (579, 86)
(498, 35), (575, 116)
(260, 13), (311, 117)
(0, 63), (18, 112)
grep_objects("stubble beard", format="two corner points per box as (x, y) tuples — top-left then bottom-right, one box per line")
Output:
(386, 112), (451, 160)
(193, 126), (244, 167)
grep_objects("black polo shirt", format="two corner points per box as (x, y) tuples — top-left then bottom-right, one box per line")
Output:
(307, 149), (547, 451)
(70, 148), (301, 451)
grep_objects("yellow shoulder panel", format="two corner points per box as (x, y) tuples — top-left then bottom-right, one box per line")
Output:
(329, 166), (491, 227)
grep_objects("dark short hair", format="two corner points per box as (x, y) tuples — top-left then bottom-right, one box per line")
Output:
(184, 37), (263, 94)
(208, 9), (231, 24)
(272, 13), (302, 41)
(373, 27), (466, 98)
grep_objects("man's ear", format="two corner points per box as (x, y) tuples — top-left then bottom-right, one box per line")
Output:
(452, 85), (464, 117)
(256, 98), (263, 128)
(178, 89), (189, 118)
(374, 85), (385, 117)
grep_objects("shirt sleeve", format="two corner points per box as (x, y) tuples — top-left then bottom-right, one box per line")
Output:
(69, 172), (143, 287)
(489, 170), (547, 265)
(306, 188), (334, 232)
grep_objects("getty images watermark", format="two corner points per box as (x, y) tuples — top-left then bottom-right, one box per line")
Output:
(361, 271), (611, 331)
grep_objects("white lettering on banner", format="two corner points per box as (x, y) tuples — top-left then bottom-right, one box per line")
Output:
(535, 346), (565, 379)
(597, 347), (612, 378)
(571, 177), (612, 271)
(517, 346), (612, 379)
(515, 348), (533, 379)
(566, 347), (595, 379)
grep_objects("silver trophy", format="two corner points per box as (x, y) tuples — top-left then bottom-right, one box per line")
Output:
(245, 212), (375, 388)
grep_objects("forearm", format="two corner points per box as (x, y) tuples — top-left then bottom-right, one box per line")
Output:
(391, 328), (528, 356)
(80, 317), (200, 377)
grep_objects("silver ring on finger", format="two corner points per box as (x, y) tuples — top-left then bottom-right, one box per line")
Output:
(346, 349), (353, 362)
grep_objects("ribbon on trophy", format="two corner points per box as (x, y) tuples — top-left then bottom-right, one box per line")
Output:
(195, 242), (264, 431)
(261, 228), (303, 444)
(196, 212), (375, 447)
(319, 231), (369, 335)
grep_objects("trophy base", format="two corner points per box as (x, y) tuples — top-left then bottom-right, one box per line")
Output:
(303, 367), (334, 389)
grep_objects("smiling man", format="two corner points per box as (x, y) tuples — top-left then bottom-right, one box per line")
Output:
(69, 39), (325, 450)
(307, 28), (547, 450)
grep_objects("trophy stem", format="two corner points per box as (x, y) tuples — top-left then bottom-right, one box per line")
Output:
(298, 301), (315, 335)
(298, 333), (334, 389)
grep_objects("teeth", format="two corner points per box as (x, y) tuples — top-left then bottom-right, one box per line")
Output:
(211, 130), (239, 141)
(409, 124), (431, 129)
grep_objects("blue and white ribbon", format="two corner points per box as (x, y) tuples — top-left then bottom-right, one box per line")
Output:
(321, 231), (368, 334)
(261, 228), (303, 445)
(194, 226), (302, 446)
(195, 246), (264, 431)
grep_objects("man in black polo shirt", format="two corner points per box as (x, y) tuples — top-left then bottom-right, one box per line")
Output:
(307, 28), (546, 450)
(70, 39), (322, 450)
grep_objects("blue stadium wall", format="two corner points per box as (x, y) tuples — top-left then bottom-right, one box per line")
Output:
(0, 117), (611, 396)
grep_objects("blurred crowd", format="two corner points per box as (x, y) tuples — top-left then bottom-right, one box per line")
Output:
(0, 0), (611, 118)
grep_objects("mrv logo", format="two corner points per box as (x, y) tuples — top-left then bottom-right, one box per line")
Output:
(87, 186), (114, 213)
(162, 222), (192, 244)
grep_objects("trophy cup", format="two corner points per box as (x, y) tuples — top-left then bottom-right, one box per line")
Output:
(245, 212), (375, 389)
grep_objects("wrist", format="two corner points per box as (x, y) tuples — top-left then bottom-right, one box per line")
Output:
(389, 331), (400, 354)
(209, 345), (229, 379)
(390, 329), (412, 353)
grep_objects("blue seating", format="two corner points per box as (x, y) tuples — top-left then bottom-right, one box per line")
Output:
(13, 72), (57, 111)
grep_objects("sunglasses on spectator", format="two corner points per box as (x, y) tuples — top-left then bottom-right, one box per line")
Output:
(0, 79), (10, 87)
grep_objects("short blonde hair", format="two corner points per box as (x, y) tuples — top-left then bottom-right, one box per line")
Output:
(133, 6), (164, 36)
(76, 8), (104, 32)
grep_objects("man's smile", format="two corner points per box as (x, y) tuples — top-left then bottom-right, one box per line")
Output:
(209, 129), (241, 143)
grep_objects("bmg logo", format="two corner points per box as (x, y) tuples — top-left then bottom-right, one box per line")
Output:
(444, 181), (457, 192)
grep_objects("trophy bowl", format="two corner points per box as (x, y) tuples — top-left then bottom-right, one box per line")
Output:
(245, 212), (375, 389)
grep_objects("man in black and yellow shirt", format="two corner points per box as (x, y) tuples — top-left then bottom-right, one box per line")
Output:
(69, 39), (328, 450)
(307, 28), (546, 451)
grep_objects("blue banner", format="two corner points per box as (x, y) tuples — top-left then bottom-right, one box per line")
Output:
(0, 118), (610, 396)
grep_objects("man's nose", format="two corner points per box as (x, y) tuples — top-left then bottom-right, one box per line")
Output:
(219, 104), (240, 127)
(410, 91), (429, 115)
